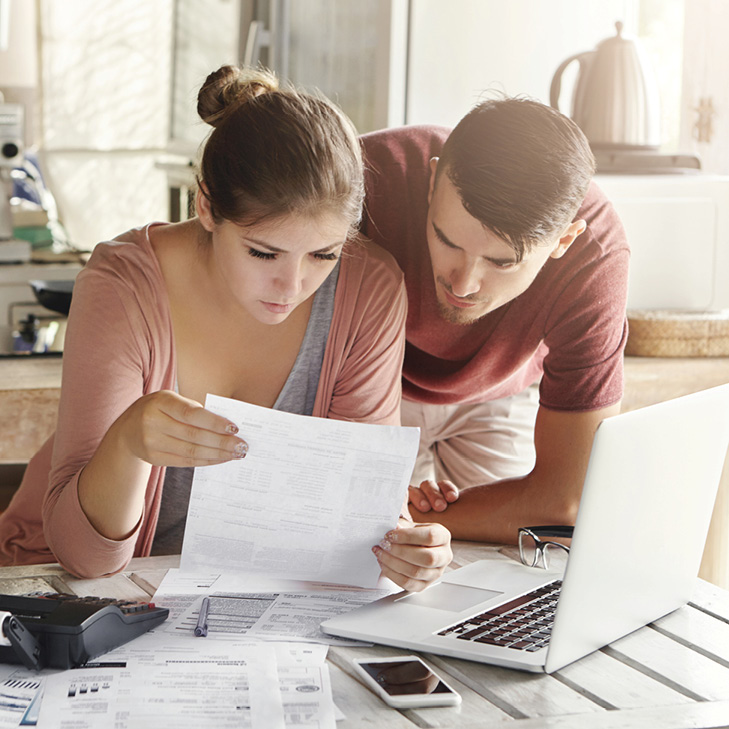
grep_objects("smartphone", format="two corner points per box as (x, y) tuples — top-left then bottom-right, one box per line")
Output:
(352, 655), (461, 708)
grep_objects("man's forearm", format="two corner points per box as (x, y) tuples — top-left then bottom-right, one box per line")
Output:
(410, 403), (620, 543)
(409, 473), (578, 543)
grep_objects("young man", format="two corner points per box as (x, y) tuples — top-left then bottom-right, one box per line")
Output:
(360, 97), (629, 544)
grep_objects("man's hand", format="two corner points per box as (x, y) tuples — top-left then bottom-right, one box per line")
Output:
(372, 521), (453, 592)
(406, 404), (620, 543)
(408, 479), (459, 513)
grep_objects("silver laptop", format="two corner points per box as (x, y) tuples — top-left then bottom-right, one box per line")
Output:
(322, 384), (729, 673)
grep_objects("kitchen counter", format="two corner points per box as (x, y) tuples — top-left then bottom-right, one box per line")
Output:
(622, 355), (729, 408)
(0, 356), (62, 464)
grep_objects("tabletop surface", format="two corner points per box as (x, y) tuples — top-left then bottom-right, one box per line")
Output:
(2, 543), (729, 729)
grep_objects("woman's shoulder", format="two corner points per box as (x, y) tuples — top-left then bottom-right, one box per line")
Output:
(78, 224), (168, 296)
(70, 224), (173, 334)
(84, 223), (161, 273)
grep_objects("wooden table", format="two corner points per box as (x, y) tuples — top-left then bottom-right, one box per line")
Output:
(3, 543), (729, 728)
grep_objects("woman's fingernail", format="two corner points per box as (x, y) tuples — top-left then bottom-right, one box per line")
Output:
(420, 501), (428, 510)
(233, 442), (249, 459)
(435, 499), (446, 509)
(226, 422), (239, 434)
(386, 531), (398, 543)
(379, 538), (392, 552)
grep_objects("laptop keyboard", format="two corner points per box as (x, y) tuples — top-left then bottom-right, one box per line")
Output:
(437, 580), (562, 652)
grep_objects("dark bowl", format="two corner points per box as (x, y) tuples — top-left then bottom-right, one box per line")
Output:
(29, 279), (75, 316)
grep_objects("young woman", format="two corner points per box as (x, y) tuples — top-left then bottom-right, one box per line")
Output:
(0, 66), (452, 590)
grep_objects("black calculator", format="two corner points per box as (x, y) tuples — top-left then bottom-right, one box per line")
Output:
(0, 592), (169, 670)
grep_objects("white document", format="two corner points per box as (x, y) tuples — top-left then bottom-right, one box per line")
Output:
(36, 644), (283, 729)
(273, 643), (329, 666)
(154, 567), (400, 598)
(36, 641), (338, 729)
(181, 395), (419, 587)
(278, 665), (336, 729)
(165, 591), (390, 645)
(0, 667), (45, 729)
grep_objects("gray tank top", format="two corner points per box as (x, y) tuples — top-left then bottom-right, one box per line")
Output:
(150, 262), (339, 556)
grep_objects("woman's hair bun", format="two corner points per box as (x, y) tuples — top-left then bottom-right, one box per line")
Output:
(197, 65), (279, 127)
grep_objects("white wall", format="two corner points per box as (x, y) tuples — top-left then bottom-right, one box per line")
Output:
(27, 0), (690, 248)
(37, 0), (245, 249)
(406, 0), (639, 128)
(37, 0), (173, 249)
(0, 0), (36, 87)
(679, 0), (729, 173)
(0, 0), (38, 144)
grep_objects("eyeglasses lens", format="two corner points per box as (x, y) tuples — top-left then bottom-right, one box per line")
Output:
(543, 542), (569, 570)
(518, 530), (538, 568)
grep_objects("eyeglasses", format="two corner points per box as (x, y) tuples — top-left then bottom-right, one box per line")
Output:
(518, 526), (574, 569)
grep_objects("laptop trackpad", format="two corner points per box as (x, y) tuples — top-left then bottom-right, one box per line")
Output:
(395, 582), (502, 611)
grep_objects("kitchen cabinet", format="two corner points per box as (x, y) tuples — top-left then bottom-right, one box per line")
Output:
(596, 174), (729, 312)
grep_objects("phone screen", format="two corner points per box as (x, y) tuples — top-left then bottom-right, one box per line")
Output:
(358, 659), (454, 697)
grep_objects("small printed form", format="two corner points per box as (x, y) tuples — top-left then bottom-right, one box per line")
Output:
(180, 395), (419, 587)
(161, 590), (393, 646)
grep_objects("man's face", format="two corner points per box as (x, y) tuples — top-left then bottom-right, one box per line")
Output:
(426, 159), (581, 325)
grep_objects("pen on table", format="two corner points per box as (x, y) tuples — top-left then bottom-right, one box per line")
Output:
(194, 597), (210, 637)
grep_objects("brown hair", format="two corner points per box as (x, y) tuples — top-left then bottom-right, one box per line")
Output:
(438, 96), (596, 261)
(197, 65), (364, 232)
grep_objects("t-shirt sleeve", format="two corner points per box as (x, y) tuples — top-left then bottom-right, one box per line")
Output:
(540, 238), (630, 413)
(42, 263), (155, 577)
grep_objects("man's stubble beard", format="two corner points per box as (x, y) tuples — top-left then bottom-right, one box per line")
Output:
(435, 299), (489, 326)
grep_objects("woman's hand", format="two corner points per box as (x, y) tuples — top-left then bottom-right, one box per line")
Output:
(372, 519), (453, 592)
(408, 479), (459, 513)
(114, 390), (248, 467)
(78, 390), (249, 541)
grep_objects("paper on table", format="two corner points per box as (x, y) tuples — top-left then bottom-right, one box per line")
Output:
(278, 665), (336, 729)
(273, 643), (328, 666)
(37, 641), (338, 729)
(180, 395), (419, 587)
(164, 591), (390, 646)
(0, 667), (44, 729)
(37, 644), (283, 729)
(154, 566), (401, 598)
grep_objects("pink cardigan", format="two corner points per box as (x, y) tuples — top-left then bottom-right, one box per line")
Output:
(0, 224), (407, 577)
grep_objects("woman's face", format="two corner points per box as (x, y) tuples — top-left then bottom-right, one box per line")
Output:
(205, 211), (350, 325)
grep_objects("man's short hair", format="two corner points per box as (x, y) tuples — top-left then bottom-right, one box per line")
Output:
(438, 96), (596, 261)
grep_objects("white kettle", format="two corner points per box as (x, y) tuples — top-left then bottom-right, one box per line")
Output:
(549, 22), (661, 150)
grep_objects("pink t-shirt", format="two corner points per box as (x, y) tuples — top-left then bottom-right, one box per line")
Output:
(360, 125), (629, 412)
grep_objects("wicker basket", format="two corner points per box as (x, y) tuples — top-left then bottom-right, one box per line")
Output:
(626, 309), (729, 357)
